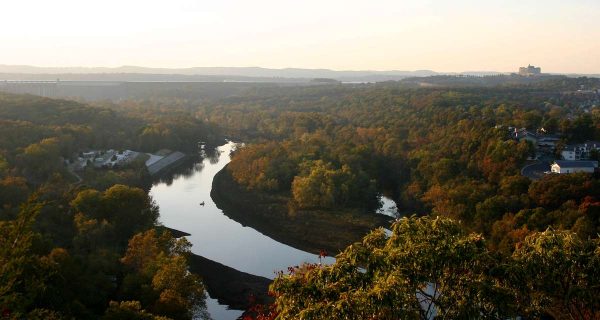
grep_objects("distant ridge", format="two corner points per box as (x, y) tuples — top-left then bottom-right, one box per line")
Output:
(0, 65), (597, 82)
(0, 64), (435, 77)
(0, 64), (438, 82)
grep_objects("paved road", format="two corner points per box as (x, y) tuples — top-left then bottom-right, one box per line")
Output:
(521, 161), (551, 180)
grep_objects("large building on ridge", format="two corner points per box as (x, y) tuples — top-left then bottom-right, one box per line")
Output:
(519, 65), (542, 76)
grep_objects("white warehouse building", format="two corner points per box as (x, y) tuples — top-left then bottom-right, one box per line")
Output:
(551, 160), (598, 174)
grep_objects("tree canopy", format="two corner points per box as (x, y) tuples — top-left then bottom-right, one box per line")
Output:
(268, 216), (600, 320)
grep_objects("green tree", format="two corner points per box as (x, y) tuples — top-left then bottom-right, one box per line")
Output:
(267, 217), (600, 320)
(18, 137), (62, 181)
(0, 203), (49, 318)
(71, 185), (159, 244)
(511, 230), (600, 319)
(291, 160), (375, 209)
(120, 230), (206, 320)
(0, 176), (29, 210)
(0, 155), (8, 177)
(270, 216), (516, 319)
(103, 301), (171, 320)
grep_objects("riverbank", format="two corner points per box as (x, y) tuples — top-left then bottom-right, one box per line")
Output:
(164, 224), (271, 312)
(156, 225), (191, 238)
(211, 165), (391, 255)
(153, 141), (367, 319)
(188, 254), (272, 311)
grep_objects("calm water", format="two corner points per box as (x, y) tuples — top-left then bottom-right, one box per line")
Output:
(150, 142), (397, 319)
(150, 142), (335, 319)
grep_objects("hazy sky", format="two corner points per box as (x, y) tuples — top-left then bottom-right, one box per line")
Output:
(1, 0), (599, 73)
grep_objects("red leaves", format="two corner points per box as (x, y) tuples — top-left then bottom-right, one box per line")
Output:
(287, 266), (295, 275)
(318, 248), (328, 265)
(244, 301), (279, 320)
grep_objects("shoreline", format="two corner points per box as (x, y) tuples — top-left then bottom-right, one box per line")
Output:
(164, 225), (272, 311)
(158, 146), (390, 315)
(188, 254), (272, 311)
(210, 164), (391, 255)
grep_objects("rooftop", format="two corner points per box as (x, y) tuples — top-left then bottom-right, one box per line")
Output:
(563, 141), (600, 150)
(553, 160), (598, 168)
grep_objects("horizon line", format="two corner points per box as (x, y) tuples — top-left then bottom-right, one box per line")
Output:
(1, 64), (599, 76)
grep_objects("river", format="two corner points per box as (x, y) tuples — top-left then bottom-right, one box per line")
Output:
(150, 142), (337, 319)
(150, 141), (397, 319)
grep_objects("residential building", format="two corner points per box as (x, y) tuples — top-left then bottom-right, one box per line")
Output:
(561, 141), (600, 160)
(537, 135), (561, 150)
(74, 149), (139, 170)
(514, 128), (538, 144)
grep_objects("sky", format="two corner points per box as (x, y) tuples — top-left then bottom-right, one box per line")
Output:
(1, 0), (599, 73)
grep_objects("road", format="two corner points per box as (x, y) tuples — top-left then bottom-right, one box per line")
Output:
(521, 161), (551, 180)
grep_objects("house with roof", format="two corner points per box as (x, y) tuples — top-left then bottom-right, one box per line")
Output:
(561, 141), (600, 161)
(550, 160), (598, 174)
(536, 135), (561, 149)
(513, 128), (538, 144)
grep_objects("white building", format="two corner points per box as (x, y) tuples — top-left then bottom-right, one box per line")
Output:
(561, 149), (577, 161)
(551, 160), (598, 174)
(74, 149), (139, 171)
(561, 141), (600, 161)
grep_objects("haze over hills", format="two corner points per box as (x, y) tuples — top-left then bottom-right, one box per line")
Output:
(0, 64), (439, 82)
(0, 64), (439, 77)
(1, 65), (598, 83)
(0, 64), (508, 82)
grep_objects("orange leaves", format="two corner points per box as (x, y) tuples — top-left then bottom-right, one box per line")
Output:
(121, 229), (162, 272)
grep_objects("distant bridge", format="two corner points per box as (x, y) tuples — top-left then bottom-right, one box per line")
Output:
(0, 80), (60, 96)
(0, 80), (124, 97)
(2, 80), (60, 84)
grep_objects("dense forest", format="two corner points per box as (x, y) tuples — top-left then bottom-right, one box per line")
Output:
(197, 82), (600, 241)
(0, 93), (216, 319)
(1, 77), (600, 319)
(192, 80), (600, 319)
(0, 93), (220, 187)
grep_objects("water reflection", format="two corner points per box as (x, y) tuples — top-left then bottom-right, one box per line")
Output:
(152, 158), (199, 186)
(207, 148), (222, 164)
(152, 146), (224, 186)
(205, 296), (242, 320)
(150, 141), (334, 319)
